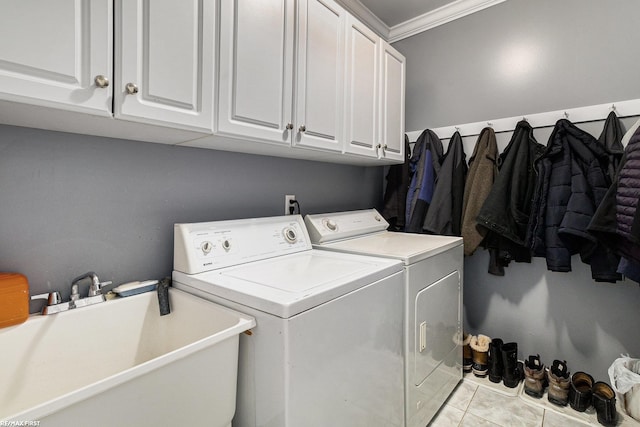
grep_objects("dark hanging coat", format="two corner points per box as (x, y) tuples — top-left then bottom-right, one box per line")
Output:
(589, 120), (640, 284)
(527, 119), (619, 281)
(589, 126), (640, 267)
(461, 127), (498, 256)
(598, 111), (625, 181)
(476, 120), (545, 275)
(423, 131), (467, 236)
(382, 135), (411, 231)
(405, 130), (444, 233)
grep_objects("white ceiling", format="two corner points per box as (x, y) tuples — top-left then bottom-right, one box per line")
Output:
(358, 0), (457, 27)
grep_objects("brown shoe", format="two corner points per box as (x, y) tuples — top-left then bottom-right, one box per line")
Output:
(470, 334), (491, 377)
(547, 360), (570, 406)
(524, 355), (545, 398)
(463, 334), (473, 372)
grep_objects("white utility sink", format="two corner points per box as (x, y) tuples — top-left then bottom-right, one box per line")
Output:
(0, 288), (255, 426)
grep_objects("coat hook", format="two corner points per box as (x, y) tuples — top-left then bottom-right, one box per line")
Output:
(611, 104), (617, 111)
(522, 116), (528, 122)
(487, 122), (493, 127)
(455, 126), (460, 133)
(563, 111), (569, 119)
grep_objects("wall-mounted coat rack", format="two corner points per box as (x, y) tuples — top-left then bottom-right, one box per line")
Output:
(405, 98), (640, 141)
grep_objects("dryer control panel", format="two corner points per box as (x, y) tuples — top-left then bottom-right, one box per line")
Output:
(174, 215), (311, 274)
(304, 209), (389, 244)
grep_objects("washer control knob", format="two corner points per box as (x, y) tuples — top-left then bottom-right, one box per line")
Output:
(201, 241), (213, 254)
(221, 239), (232, 252)
(283, 227), (297, 243)
(324, 219), (338, 231)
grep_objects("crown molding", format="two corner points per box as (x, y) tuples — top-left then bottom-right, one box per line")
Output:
(337, 0), (508, 43)
(336, 0), (390, 39)
(388, 0), (508, 43)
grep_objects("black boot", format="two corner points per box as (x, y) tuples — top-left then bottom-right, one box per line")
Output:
(488, 338), (504, 383)
(501, 342), (523, 388)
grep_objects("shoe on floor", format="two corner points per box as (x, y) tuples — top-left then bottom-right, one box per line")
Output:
(470, 334), (491, 377)
(592, 381), (617, 426)
(568, 371), (594, 412)
(547, 360), (570, 406)
(524, 354), (546, 398)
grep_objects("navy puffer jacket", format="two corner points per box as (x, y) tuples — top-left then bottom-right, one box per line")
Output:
(527, 119), (619, 281)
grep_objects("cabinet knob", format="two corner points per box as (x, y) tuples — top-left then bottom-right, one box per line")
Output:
(125, 83), (139, 95)
(299, 125), (306, 133)
(286, 123), (294, 130)
(94, 75), (109, 88)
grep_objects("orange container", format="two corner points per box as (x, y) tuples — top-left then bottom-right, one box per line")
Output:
(0, 272), (29, 328)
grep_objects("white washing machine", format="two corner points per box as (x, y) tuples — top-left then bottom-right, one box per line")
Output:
(172, 215), (405, 427)
(304, 209), (464, 427)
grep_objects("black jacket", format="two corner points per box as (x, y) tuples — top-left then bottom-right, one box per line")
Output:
(423, 131), (467, 236)
(382, 136), (411, 231)
(527, 119), (619, 281)
(476, 120), (544, 273)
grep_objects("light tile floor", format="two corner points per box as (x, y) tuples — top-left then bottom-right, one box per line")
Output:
(429, 374), (640, 426)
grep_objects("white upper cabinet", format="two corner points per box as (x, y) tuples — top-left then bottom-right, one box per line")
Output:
(218, 0), (346, 153)
(379, 41), (406, 162)
(0, 0), (404, 164)
(114, 0), (215, 132)
(217, 0), (294, 146)
(294, 0), (346, 152)
(343, 14), (380, 158)
(0, 0), (112, 115)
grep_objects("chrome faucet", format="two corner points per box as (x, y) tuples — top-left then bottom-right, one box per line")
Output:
(32, 272), (112, 315)
(70, 272), (112, 308)
(71, 271), (105, 299)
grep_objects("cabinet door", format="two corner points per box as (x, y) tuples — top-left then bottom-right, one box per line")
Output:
(294, 0), (346, 152)
(0, 0), (112, 115)
(218, 0), (294, 146)
(115, 0), (215, 132)
(380, 41), (405, 162)
(343, 15), (379, 158)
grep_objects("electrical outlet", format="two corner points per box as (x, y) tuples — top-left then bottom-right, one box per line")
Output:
(285, 195), (296, 215)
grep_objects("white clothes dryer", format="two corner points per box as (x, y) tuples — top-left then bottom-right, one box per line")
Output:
(172, 215), (405, 427)
(305, 209), (463, 427)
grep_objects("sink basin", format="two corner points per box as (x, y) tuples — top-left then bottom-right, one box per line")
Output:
(0, 288), (255, 426)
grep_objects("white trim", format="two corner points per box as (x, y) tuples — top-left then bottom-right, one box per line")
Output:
(388, 0), (508, 43)
(406, 98), (640, 141)
(335, 0), (389, 39)
(336, 0), (508, 42)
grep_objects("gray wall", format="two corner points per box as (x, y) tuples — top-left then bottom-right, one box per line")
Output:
(0, 125), (383, 309)
(395, 0), (640, 130)
(395, 0), (640, 381)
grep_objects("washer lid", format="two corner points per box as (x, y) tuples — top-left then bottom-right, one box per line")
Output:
(316, 232), (462, 265)
(173, 250), (402, 318)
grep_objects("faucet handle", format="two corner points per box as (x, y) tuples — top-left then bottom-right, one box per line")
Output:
(32, 292), (61, 316)
(31, 291), (62, 305)
(89, 281), (113, 297)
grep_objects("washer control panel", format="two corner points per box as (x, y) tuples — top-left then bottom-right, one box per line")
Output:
(174, 215), (311, 274)
(304, 209), (389, 244)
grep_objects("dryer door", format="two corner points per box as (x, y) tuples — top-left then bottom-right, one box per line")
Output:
(413, 270), (461, 386)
